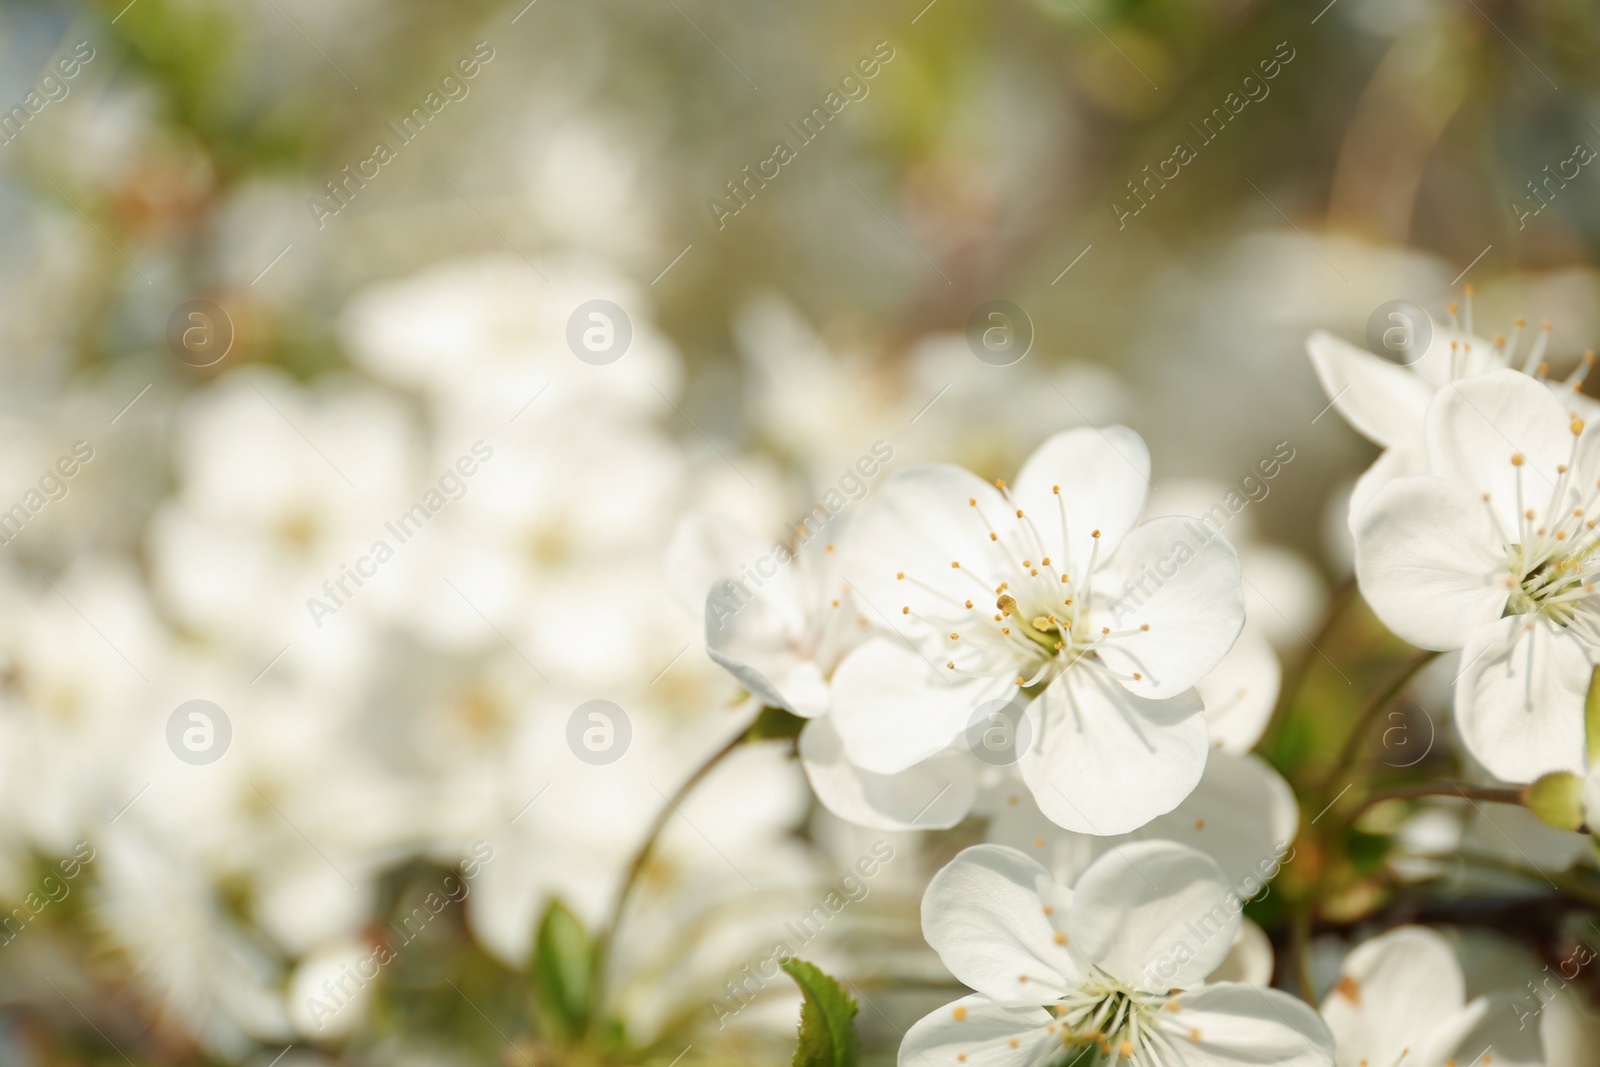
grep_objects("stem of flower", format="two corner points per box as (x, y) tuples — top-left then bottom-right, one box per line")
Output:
(1318, 648), (1441, 797)
(1288, 906), (1316, 1004)
(586, 718), (755, 1030)
(1324, 779), (1526, 841)
(1260, 577), (1356, 753)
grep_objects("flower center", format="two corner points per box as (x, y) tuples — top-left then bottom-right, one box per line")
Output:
(1495, 434), (1600, 628)
(1050, 976), (1169, 1064)
(890, 485), (1154, 689)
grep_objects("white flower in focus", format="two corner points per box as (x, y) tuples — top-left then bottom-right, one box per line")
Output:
(832, 428), (1246, 834)
(902, 842), (1333, 1067)
(1308, 293), (1600, 529)
(1319, 927), (1491, 1067)
(1355, 369), (1600, 781)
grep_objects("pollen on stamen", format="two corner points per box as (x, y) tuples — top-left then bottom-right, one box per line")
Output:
(990, 532), (998, 541)
(995, 479), (1007, 489)
(1091, 529), (1101, 538)
(950, 632), (960, 640)
(1512, 453), (1524, 466)
(1015, 676), (1025, 685)
(1018, 974), (1029, 983)
(1052, 485), (1059, 494)
(1575, 419), (1587, 435)
(1119, 1041), (1133, 1058)
(1140, 623), (1150, 631)
(902, 607), (910, 615)
(946, 661), (955, 669)
(965, 599), (973, 608)
(1054, 931), (1067, 944)
(1007, 1039), (1019, 1050)
(897, 572), (905, 580)
(951, 561), (961, 569)
(1042, 904), (1053, 914)
(968, 498), (976, 506)
(1189, 1028), (1202, 1043)
(1133, 672), (1143, 680)
(826, 544), (834, 553)
(1102, 627), (1111, 634)
(831, 599), (840, 607)
(952, 1006), (968, 1021)
(1041, 557), (1051, 565)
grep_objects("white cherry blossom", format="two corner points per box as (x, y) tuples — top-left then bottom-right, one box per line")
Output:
(832, 428), (1246, 834)
(1320, 927), (1492, 1067)
(902, 841), (1333, 1067)
(1308, 294), (1600, 529)
(1355, 369), (1600, 781)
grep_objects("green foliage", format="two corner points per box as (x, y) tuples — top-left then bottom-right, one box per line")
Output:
(780, 958), (860, 1067)
(531, 898), (596, 1044)
(747, 705), (807, 742)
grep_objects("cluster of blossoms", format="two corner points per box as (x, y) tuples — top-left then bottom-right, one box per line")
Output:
(671, 289), (1600, 1067)
(2, 225), (1595, 1067)
(1313, 297), (1600, 783)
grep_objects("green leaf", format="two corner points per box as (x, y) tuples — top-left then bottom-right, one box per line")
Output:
(781, 958), (859, 1067)
(1526, 771), (1586, 831)
(530, 898), (595, 1042)
(747, 705), (807, 742)
(1586, 665), (1600, 768)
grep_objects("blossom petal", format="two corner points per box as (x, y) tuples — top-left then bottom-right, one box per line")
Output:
(1161, 982), (1335, 1067)
(841, 463), (1014, 631)
(1455, 614), (1590, 782)
(1091, 515), (1245, 699)
(1354, 475), (1508, 650)
(1067, 839), (1236, 992)
(898, 995), (1054, 1067)
(665, 511), (788, 616)
(706, 593), (826, 717)
(921, 845), (1079, 1003)
(830, 638), (1003, 774)
(1197, 625), (1280, 754)
(1020, 669), (1207, 836)
(1306, 330), (1433, 449)
(1206, 920), (1275, 988)
(1130, 752), (1297, 899)
(1319, 926), (1478, 1067)
(1425, 369), (1575, 534)
(799, 717), (976, 831)
(1011, 426), (1151, 578)
(1346, 444), (1428, 534)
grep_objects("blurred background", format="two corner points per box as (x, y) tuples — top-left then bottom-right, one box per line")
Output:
(3, 0), (1600, 1064)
